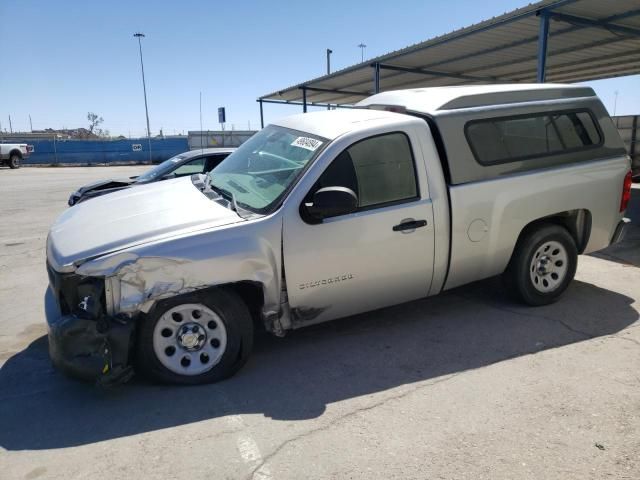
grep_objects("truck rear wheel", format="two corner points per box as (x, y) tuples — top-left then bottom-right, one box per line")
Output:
(503, 224), (577, 306)
(137, 288), (254, 384)
(8, 153), (21, 169)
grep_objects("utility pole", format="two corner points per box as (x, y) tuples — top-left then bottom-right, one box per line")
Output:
(8, 115), (12, 133)
(199, 91), (204, 151)
(358, 43), (367, 62)
(613, 90), (619, 116)
(326, 48), (333, 110)
(29, 114), (33, 132)
(134, 32), (152, 162)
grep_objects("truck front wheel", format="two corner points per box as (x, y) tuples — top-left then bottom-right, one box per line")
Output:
(8, 153), (21, 169)
(504, 224), (578, 306)
(137, 288), (254, 384)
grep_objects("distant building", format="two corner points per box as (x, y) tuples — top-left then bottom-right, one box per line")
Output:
(188, 130), (256, 149)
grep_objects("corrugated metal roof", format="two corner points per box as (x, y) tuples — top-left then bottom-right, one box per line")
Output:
(357, 84), (596, 113)
(259, 0), (640, 106)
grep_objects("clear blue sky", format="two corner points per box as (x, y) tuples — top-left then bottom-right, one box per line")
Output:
(1, 0), (638, 137)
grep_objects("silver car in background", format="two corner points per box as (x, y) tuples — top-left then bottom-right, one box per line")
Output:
(67, 148), (235, 205)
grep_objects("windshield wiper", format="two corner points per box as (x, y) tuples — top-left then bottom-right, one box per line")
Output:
(208, 182), (250, 219)
(204, 173), (213, 190)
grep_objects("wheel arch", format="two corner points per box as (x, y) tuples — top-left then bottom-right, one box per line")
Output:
(219, 281), (266, 332)
(147, 281), (268, 333)
(508, 209), (592, 269)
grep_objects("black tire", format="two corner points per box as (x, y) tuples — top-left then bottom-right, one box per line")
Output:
(137, 288), (254, 385)
(503, 223), (578, 306)
(8, 154), (21, 169)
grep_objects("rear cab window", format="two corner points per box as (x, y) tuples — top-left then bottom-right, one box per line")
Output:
(465, 110), (603, 165)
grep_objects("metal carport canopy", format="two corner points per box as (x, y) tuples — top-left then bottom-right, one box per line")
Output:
(257, 0), (640, 120)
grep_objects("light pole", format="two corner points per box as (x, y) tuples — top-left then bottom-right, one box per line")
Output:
(358, 43), (367, 62)
(326, 48), (333, 110)
(134, 32), (152, 162)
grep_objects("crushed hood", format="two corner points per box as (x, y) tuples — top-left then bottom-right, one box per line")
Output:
(48, 176), (243, 271)
(75, 177), (136, 194)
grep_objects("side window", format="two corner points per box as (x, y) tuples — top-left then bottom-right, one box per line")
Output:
(173, 157), (206, 176)
(500, 116), (563, 156)
(205, 154), (229, 172)
(551, 112), (600, 149)
(314, 132), (418, 210)
(466, 110), (602, 165)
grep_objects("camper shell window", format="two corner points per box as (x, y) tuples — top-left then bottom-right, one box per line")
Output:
(465, 109), (603, 166)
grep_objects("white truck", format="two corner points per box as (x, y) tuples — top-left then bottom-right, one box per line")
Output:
(0, 142), (32, 168)
(45, 84), (632, 386)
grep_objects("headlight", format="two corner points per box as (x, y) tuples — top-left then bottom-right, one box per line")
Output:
(73, 278), (106, 320)
(52, 272), (105, 320)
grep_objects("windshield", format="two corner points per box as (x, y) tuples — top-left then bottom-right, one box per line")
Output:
(208, 125), (326, 213)
(136, 154), (188, 182)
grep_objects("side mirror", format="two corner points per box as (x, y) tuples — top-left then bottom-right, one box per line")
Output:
(306, 186), (358, 220)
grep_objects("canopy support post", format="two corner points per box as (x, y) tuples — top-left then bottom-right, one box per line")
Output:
(259, 99), (264, 129)
(537, 11), (550, 83)
(373, 62), (380, 93)
(302, 86), (308, 113)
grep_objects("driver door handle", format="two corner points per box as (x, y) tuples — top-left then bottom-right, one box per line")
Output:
(393, 219), (428, 232)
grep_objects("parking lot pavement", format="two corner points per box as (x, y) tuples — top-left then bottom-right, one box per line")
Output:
(1, 167), (639, 480)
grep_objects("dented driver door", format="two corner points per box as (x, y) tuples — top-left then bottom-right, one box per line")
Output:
(283, 131), (435, 327)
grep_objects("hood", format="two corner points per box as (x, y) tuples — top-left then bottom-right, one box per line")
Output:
(70, 178), (137, 205)
(74, 185), (133, 205)
(49, 177), (243, 271)
(76, 178), (136, 194)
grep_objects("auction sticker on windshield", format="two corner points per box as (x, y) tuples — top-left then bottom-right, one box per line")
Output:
(291, 137), (323, 151)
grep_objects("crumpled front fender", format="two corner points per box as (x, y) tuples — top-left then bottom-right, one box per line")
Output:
(76, 219), (283, 318)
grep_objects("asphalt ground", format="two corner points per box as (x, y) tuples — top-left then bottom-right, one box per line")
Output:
(1, 166), (639, 480)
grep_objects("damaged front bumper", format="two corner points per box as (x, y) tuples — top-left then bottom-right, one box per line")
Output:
(45, 282), (136, 386)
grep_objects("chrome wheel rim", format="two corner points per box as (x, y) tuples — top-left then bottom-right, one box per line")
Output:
(152, 303), (227, 376)
(529, 240), (568, 293)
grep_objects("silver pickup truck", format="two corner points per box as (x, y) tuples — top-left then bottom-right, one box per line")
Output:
(45, 84), (632, 385)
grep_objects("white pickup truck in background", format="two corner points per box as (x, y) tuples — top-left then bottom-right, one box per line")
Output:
(0, 143), (32, 168)
(44, 84), (632, 386)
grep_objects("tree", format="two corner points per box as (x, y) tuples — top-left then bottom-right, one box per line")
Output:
(87, 112), (104, 134)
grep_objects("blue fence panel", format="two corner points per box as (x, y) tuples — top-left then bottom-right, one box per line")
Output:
(18, 137), (189, 165)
